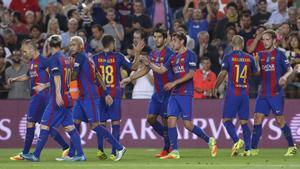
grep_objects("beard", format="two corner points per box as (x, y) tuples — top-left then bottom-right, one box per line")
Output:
(13, 59), (21, 64)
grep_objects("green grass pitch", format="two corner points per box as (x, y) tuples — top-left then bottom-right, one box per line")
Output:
(0, 148), (298, 169)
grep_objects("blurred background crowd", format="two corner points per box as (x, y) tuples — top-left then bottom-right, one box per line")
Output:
(0, 0), (300, 99)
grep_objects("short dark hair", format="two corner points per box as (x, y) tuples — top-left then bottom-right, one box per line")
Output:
(49, 35), (62, 48)
(241, 10), (251, 18)
(91, 24), (104, 32)
(201, 56), (211, 62)
(13, 11), (22, 21)
(153, 28), (168, 39)
(172, 32), (187, 47)
(102, 35), (115, 48)
(263, 29), (277, 39)
(30, 25), (42, 32)
(178, 24), (188, 33)
(67, 9), (77, 19)
(226, 2), (238, 10)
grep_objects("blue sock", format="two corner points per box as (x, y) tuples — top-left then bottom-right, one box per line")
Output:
(251, 124), (262, 149)
(150, 121), (164, 137)
(34, 129), (50, 158)
(163, 126), (170, 151)
(22, 127), (35, 154)
(97, 124), (106, 151)
(281, 124), (294, 147)
(68, 129), (84, 156)
(223, 121), (239, 143)
(50, 129), (69, 150)
(111, 125), (120, 155)
(241, 124), (251, 151)
(191, 126), (210, 143)
(68, 123), (81, 157)
(168, 127), (178, 150)
(94, 125), (122, 151)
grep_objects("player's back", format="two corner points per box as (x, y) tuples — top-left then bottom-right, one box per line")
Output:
(93, 51), (132, 98)
(74, 52), (99, 99)
(49, 51), (72, 107)
(258, 48), (290, 97)
(223, 50), (257, 97)
(150, 46), (174, 94)
(28, 55), (50, 96)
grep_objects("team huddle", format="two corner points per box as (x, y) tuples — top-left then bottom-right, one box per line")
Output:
(8, 27), (297, 162)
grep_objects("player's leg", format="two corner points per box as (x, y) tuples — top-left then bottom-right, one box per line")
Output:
(251, 97), (269, 155)
(238, 96), (251, 156)
(270, 96), (297, 156)
(160, 96), (180, 159)
(62, 108), (85, 161)
(148, 94), (165, 138)
(97, 97), (109, 157)
(110, 98), (122, 157)
(10, 95), (41, 160)
(49, 128), (69, 156)
(86, 98), (125, 161)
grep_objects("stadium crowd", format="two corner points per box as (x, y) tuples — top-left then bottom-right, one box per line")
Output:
(0, 0), (299, 99)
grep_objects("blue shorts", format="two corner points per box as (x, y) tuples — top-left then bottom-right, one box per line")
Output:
(223, 95), (249, 120)
(255, 95), (284, 116)
(41, 98), (74, 128)
(27, 94), (49, 123)
(99, 97), (121, 122)
(73, 97), (101, 123)
(148, 93), (170, 118)
(168, 95), (194, 121)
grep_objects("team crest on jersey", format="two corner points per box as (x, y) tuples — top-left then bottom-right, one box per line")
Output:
(34, 64), (38, 68)
(271, 56), (275, 60)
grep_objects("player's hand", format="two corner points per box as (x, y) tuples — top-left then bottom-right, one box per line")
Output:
(56, 93), (64, 107)
(33, 83), (46, 93)
(164, 82), (176, 91)
(133, 41), (145, 54)
(140, 56), (150, 66)
(105, 95), (114, 106)
(7, 78), (15, 86)
(279, 76), (287, 87)
(120, 77), (131, 88)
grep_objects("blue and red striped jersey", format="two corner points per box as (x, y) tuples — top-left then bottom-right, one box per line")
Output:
(27, 55), (50, 96)
(222, 50), (258, 96)
(164, 49), (197, 96)
(258, 48), (290, 97)
(93, 51), (132, 98)
(73, 52), (99, 99)
(48, 51), (72, 107)
(149, 46), (174, 94)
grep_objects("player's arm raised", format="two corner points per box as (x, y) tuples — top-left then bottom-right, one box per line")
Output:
(131, 41), (145, 71)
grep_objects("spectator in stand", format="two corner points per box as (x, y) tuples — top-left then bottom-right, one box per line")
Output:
(5, 49), (30, 99)
(103, 8), (125, 52)
(195, 31), (220, 75)
(0, 45), (11, 99)
(214, 2), (239, 41)
(29, 25), (45, 52)
(265, 0), (289, 28)
(267, 0), (279, 13)
(131, 46), (154, 99)
(183, 0), (214, 43)
(62, 0), (78, 17)
(252, 0), (271, 28)
(67, 8), (83, 29)
(287, 6), (297, 30)
(9, 0), (40, 21)
(10, 11), (29, 35)
(44, 2), (68, 32)
(125, 0), (153, 39)
(238, 10), (256, 50)
(2, 28), (21, 52)
(146, 0), (173, 31)
(61, 18), (78, 49)
(92, 0), (116, 26)
(277, 22), (291, 49)
(194, 57), (216, 99)
(45, 17), (62, 38)
(116, 0), (133, 27)
(25, 10), (36, 31)
(90, 24), (104, 53)
(285, 32), (300, 63)
(223, 26), (237, 56)
(247, 25), (266, 53)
